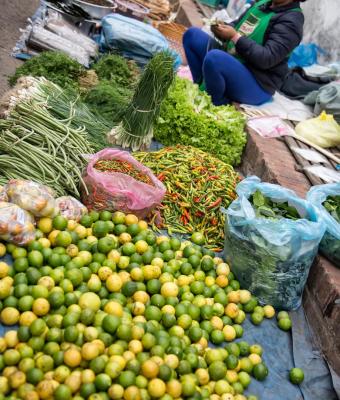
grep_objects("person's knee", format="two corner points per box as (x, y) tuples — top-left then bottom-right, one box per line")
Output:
(204, 50), (237, 73)
(203, 50), (225, 71)
(183, 27), (201, 47)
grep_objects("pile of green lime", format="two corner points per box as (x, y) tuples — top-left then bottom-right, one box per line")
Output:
(0, 210), (300, 400)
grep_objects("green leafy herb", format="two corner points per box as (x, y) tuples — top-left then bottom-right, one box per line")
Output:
(250, 190), (300, 220)
(154, 78), (247, 166)
(323, 195), (340, 223)
(83, 81), (132, 125)
(9, 51), (85, 89)
(92, 54), (139, 89)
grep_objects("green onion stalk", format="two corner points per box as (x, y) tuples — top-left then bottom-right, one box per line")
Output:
(108, 52), (176, 151)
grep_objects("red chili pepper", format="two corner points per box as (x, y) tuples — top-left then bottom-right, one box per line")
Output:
(195, 211), (204, 217)
(211, 217), (218, 226)
(207, 175), (219, 181)
(193, 196), (201, 203)
(207, 197), (222, 209)
(157, 173), (166, 182)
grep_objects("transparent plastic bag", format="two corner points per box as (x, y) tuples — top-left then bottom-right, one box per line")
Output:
(82, 149), (166, 218)
(307, 183), (340, 267)
(0, 202), (35, 245)
(4, 180), (58, 218)
(222, 176), (325, 310)
(295, 111), (340, 148)
(56, 197), (87, 222)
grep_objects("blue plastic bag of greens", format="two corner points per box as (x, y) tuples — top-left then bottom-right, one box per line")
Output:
(222, 176), (325, 310)
(100, 13), (182, 68)
(307, 183), (340, 268)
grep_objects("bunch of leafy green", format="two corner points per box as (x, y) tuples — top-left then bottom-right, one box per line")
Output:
(84, 81), (132, 125)
(9, 51), (85, 89)
(154, 78), (247, 166)
(92, 54), (139, 90)
(250, 190), (300, 220)
(323, 195), (340, 223)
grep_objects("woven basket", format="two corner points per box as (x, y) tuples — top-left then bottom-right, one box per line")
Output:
(157, 22), (187, 65)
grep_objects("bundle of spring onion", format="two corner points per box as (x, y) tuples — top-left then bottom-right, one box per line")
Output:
(108, 52), (175, 151)
(0, 78), (93, 197)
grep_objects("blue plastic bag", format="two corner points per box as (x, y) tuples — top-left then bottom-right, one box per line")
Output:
(288, 43), (325, 68)
(100, 13), (182, 68)
(307, 183), (340, 268)
(222, 176), (325, 310)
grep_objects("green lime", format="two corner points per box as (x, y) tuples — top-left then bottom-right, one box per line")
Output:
(253, 363), (268, 381)
(54, 384), (72, 400)
(17, 326), (31, 342)
(200, 304), (213, 320)
(55, 231), (72, 247)
(188, 254), (201, 268)
(278, 318), (292, 331)
(191, 232), (205, 245)
(188, 326), (203, 342)
(64, 326), (79, 342)
(18, 295), (34, 312)
(251, 312), (264, 325)
(232, 382), (244, 394)
(209, 361), (227, 381)
(119, 371), (136, 388)
(233, 324), (244, 338)
(226, 354), (239, 369)
(102, 315), (120, 334)
(289, 368), (304, 384)
(26, 368), (44, 384)
(53, 216), (68, 230)
(48, 253), (62, 268)
(94, 373), (112, 391)
(238, 341), (250, 356)
(80, 383), (96, 399)
(210, 330), (225, 345)
(145, 305), (162, 322)
(92, 221), (109, 238)
(90, 356), (107, 374)
(127, 224), (140, 237)
(201, 257), (214, 272)
(147, 279), (161, 294)
(30, 318), (47, 336)
(97, 237), (116, 254)
(99, 211), (112, 221)
(122, 242), (136, 256)
(114, 224), (127, 235)
(48, 292), (65, 309)
(277, 311), (289, 320)
(13, 257), (29, 272)
(80, 215), (93, 228)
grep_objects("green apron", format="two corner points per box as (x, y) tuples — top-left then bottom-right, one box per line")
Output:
(227, 0), (301, 61)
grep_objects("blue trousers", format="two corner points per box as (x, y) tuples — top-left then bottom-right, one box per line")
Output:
(183, 27), (272, 106)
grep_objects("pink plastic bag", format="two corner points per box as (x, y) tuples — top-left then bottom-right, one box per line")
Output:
(81, 149), (166, 218)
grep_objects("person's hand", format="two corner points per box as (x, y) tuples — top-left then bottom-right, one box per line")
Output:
(211, 24), (237, 41)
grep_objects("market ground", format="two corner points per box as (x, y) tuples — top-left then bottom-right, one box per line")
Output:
(0, 0), (39, 96)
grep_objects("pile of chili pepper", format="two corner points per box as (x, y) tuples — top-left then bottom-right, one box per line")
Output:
(134, 145), (241, 251)
(94, 160), (153, 186)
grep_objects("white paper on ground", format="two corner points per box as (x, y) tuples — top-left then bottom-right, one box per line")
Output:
(291, 147), (328, 163)
(247, 116), (295, 138)
(304, 165), (340, 182)
(303, 64), (334, 77)
(240, 92), (314, 122)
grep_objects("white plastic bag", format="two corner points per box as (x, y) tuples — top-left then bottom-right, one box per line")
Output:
(295, 111), (340, 148)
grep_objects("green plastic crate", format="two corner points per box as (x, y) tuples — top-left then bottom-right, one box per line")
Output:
(198, 0), (220, 7)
